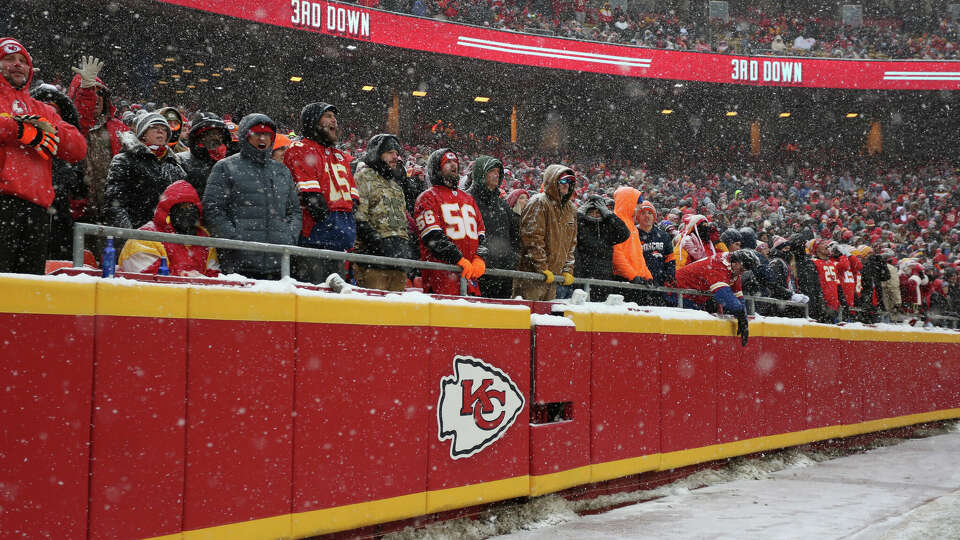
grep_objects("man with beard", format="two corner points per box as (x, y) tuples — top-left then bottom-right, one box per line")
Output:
(0, 38), (87, 273)
(353, 134), (415, 291)
(284, 102), (358, 283)
(466, 155), (520, 298)
(414, 148), (488, 295)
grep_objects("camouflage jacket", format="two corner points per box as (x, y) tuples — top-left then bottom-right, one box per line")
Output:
(354, 162), (410, 243)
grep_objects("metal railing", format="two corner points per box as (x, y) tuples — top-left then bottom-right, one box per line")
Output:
(73, 222), (809, 318)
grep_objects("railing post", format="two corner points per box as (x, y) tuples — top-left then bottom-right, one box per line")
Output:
(281, 252), (291, 279)
(72, 224), (85, 268)
(459, 277), (468, 296)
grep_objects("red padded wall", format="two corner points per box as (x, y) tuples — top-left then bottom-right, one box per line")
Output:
(184, 319), (295, 531)
(0, 313), (95, 539)
(660, 334), (717, 453)
(89, 316), (186, 539)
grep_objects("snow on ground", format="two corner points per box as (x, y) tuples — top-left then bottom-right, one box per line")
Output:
(386, 422), (960, 540)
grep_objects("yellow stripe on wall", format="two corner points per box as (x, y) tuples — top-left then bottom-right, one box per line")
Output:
(96, 281), (188, 319)
(297, 294), (429, 326)
(291, 493), (425, 538)
(590, 454), (660, 483)
(188, 287), (295, 322)
(530, 465), (591, 496)
(180, 513), (291, 540)
(430, 302), (530, 329)
(0, 277), (95, 316)
(426, 475), (530, 513)
(591, 311), (663, 334)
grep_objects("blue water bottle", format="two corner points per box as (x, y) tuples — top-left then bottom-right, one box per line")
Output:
(102, 236), (116, 278)
(158, 256), (170, 276)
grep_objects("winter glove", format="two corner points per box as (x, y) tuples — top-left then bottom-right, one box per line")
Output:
(630, 276), (653, 286)
(456, 257), (475, 280)
(790, 293), (810, 304)
(560, 272), (575, 286)
(470, 257), (486, 278)
(299, 192), (328, 222)
(16, 114), (57, 136)
(16, 118), (59, 160)
(735, 310), (749, 347)
(541, 269), (555, 284)
(71, 56), (105, 89)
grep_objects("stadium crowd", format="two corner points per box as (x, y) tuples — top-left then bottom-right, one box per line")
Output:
(351, 0), (960, 60)
(1, 38), (958, 336)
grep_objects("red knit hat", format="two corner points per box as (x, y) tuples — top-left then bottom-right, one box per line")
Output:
(0, 38), (33, 69)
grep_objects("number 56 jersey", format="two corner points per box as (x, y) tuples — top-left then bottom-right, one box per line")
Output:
(414, 185), (486, 263)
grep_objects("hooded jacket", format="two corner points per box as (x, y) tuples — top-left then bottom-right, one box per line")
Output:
(104, 130), (186, 229)
(516, 164), (577, 276)
(575, 195), (629, 280)
(0, 38), (87, 208)
(300, 102), (337, 143)
(202, 113), (301, 275)
(676, 214), (718, 268)
(612, 186), (653, 282)
(117, 180), (218, 276)
(176, 112), (229, 196)
(467, 155), (519, 271)
(158, 106), (187, 153)
(66, 72), (126, 155)
(353, 134), (414, 261)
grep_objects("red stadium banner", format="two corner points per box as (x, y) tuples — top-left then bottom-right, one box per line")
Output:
(157, 0), (960, 89)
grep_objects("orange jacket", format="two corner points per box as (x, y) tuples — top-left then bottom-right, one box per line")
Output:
(612, 186), (652, 281)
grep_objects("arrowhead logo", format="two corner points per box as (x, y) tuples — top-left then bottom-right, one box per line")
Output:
(438, 355), (525, 460)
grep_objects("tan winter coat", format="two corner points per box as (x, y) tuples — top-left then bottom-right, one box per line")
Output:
(516, 164), (577, 275)
(881, 262), (901, 312)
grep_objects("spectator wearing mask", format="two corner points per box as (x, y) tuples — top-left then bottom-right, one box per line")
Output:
(880, 250), (901, 317)
(0, 38), (87, 274)
(176, 112), (229, 197)
(636, 200), (676, 305)
(414, 148), (488, 295)
(514, 165), (577, 301)
(574, 194), (629, 302)
(467, 155), (520, 299)
(611, 186), (654, 302)
(284, 102), (358, 283)
(104, 112), (186, 230)
(118, 180), (218, 277)
(66, 55), (127, 229)
(203, 113), (301, 280)
(766, 236), (813, 318)
(29, 83), (84, 262)
(353, 134), (415, 291)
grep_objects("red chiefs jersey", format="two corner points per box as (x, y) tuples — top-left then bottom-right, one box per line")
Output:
(283, 139), (358, 232)
(841, 255), (861, 307)
(814, 258), (845, 311)
(414, 186), (485, 263)
(675, 252), (742, 305)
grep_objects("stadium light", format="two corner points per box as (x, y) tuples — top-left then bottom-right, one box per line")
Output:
(223, 67), (235, 72)
(170, 74), (180, 79)
(361, 85), (375, 91)
(211, 73), (221, 77)
(725, 111), (738, 117)
(175, 90), (185, 94)
(164, 57), (176, 62)
(153, 63), (163, 68)
(412, 91), (427, 97)
(182, 69), (192, 74)
(661, 109), (673, 115)
(290, 76), (303, 82)
(158, 81), (168, 85)
(846, 113), (859, 118)
(474, 96), (490, 103)
(194, 62), (205, 67)
(187, 85), (196, 89)
(779, 112), (791, 118)
(198, 78), (209, 83)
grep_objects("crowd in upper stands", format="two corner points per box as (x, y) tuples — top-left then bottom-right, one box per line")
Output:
(2, 37), (959, 334)
(350, 0), (960, 60)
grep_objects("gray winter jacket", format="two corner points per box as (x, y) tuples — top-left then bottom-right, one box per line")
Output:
(202, 113), (301, 276)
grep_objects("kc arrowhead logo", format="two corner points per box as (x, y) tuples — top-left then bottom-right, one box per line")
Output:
(438, 355), (524, 459)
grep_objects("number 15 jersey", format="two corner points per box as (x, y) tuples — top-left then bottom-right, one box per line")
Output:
(414, 185), (486, 263)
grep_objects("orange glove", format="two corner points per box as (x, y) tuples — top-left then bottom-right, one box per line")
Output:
(456, 257), (474, 280)
(471, 257), (486, 278)
(16, 119), (58, 160)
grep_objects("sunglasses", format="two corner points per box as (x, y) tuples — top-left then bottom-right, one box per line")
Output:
(557, 174), (576, 185)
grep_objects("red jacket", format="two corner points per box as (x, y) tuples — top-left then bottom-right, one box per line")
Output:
(0, 44), (87, 207)
(66, 73), (126, 156)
